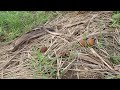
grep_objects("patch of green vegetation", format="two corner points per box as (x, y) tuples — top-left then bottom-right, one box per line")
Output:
(83, 33), (87, 40)
(111, 11), (120, 28)
(110, 54), (120, 64)
(30, 47), (56, 79)
(0, 11), (57, 42)
(97, 38), (105, 49)
(106, 74), (120, 79)
(97, 20), (106, 49)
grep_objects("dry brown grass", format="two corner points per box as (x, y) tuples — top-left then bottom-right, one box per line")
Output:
(0, 11), (120, 79)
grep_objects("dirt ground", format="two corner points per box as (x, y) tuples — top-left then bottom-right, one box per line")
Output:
(0, 11), (120, 79)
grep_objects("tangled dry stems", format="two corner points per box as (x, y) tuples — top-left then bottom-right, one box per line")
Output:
(0, 11), (120, 79)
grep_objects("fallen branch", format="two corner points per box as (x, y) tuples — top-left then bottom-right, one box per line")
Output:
(63, 21), (87, 28)
(90, 48), (114, 71)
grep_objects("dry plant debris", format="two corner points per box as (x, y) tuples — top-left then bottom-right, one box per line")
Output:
(0, 11), (120, 79)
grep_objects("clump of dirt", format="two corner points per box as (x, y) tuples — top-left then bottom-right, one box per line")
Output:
(0, 11), (120, 79)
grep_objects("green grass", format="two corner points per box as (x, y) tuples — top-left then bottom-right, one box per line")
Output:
(30, 47), (56, 79)
(111, 11), (120, 28)
(109, 11), (120, 64)
(0, 11), (57, 42)
(0, 11), (58, 78)
(0, 11), (59, 79)
(110, 54), (120, 64)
